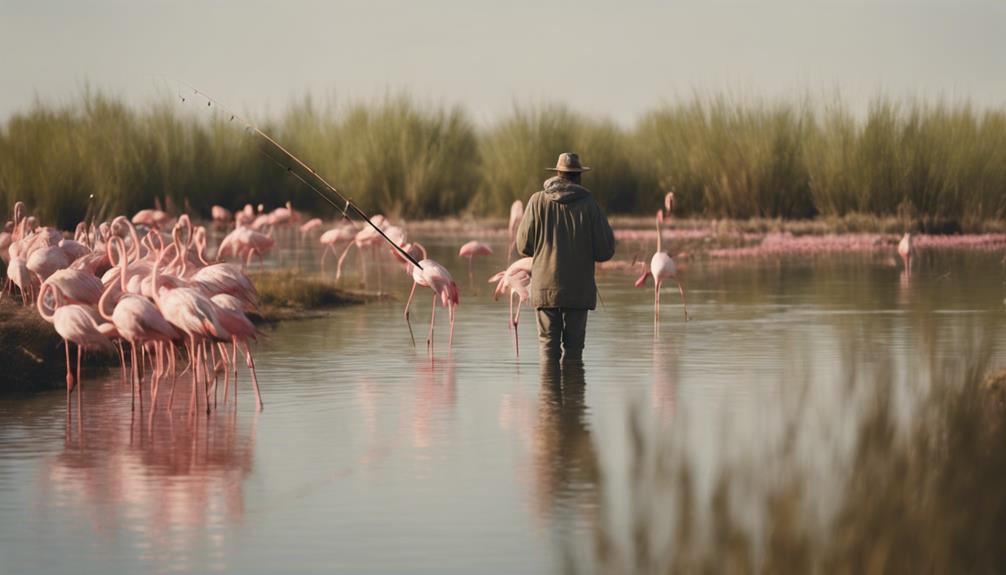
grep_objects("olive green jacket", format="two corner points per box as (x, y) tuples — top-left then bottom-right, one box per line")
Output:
(516, 177), (616, 310)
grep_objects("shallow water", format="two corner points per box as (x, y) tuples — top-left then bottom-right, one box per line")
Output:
(1, 234), (1005, 574)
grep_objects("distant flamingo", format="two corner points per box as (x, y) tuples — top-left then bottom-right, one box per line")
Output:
(217, 227), (275, 269)
(400, 243), (460, 350)
(299, 218), (322, 237)
(458, 240), (493, 292)
(898, 232), (914, 276)
(211, 205), (232, 228)
(335, 215), (388, 284)
(132, 209), (171, 229)
(508, 200), (524, 262)
(7, 255), (34, 305)
(634, 210), (689, 323)
(489, 257), (532, 356)
(319, 225), (355, 273)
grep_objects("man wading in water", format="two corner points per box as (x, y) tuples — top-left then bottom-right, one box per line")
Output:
(516, 153), (616, 362)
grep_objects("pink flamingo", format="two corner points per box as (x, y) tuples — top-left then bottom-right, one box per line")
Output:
(132, 209), (171, 229)
(37, 282), (115, 400)
(508, 200), (524, 262)
(898, 232), (914, 276)
(300, 218), (323, 237)
(6, 254), (34, 305)
(27, 244), (69, 281)
(335, 215), (388, 284)
(401, 243), (460, 350)
(98, 237), (180, 410)
(319, 225), (356, 273)
(489, 257), (532, 356)
(217, 227), (275, 269)
(44, 269), (103, 305)
(634, 210), (689, 323)
(151, 244), (229, 414)
(211, 293), (264, 410)
(458, 240), (493, 292)
(664, 191), (675, 214)
(211, 205), (232, 228)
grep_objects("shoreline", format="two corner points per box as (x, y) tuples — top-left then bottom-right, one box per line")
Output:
(0, 272), (379, 394)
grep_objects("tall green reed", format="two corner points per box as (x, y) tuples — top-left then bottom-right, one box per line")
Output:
(1, 91), (1003, 229)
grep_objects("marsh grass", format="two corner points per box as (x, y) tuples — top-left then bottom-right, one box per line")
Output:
(248, 270), (370, 322)
(1, 92), (1004, 230)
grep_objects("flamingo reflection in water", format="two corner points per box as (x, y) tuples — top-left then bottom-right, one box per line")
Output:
(40, 381), (258, 572)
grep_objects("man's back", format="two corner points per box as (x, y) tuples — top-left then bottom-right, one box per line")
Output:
(516, 176), (616, 310)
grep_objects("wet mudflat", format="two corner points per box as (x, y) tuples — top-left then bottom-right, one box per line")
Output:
(1, 236), (1005, 574)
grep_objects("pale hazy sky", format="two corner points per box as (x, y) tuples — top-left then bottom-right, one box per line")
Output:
(1, 0), (1003, 125)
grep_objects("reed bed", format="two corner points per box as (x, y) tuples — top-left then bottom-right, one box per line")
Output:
(2, 92), (1004, 230)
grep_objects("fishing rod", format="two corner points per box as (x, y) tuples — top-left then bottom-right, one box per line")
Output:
(177, 83), (423, 270)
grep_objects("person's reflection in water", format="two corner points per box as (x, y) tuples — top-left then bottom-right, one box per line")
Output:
(531, 357), (600, 555)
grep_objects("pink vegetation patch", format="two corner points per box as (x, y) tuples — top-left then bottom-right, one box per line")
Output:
(708, 233), (1006, 259)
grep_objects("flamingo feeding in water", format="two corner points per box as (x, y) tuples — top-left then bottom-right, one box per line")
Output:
(458, 240), (493, 292)
(634, 209), (689, 323)
(37, 282), (116, 400)
(400, 243), (460, 351)
(489, 257), (532, 356)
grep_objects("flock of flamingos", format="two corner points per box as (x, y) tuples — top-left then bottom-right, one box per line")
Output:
(1, 193), (918, 416)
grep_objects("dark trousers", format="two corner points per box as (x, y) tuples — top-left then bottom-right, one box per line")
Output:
(536, 308), (589, 361)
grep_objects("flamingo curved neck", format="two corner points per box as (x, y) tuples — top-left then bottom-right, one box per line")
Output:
(655, 213), (663, 254)
(36, 283), (56, 322)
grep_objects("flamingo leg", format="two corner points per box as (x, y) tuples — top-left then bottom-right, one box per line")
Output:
(202, 342), (212, 414)
(334, 242), (354, 282)
(116, 341), (127, 387)
(76, 347), (83, 402)
(508, 288), (514, 332)
(427, 292), (437, 352)
(404, 281), (418, 346)
(64, 339), (74, 395)
(511, 292), (519, 357)
(131, 341), (139, 412)
(654, 279), (661, 325)
(358, 244), (367, 287)
(376, 245), (383, 294)
(210, 343), (219, 409)
(168, 341), (179, 411)
(188, 337), (198, 419)
(218, 342), (230, 405)
(448, 301), (455, 348)
(231, 340), (239, 404)
(467, 257), (474, 294)
(242, 341), (264, 411)
(676, 280), (689, 322)
(320, 245), (332, 273)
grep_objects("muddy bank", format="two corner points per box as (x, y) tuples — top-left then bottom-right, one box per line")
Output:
(0, 300), (116, 393)
(247, 270), (381, 323)
(0, 273), (378, 393)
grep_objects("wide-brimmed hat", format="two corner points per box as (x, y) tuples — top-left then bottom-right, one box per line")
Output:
(546, 152), (591, 173)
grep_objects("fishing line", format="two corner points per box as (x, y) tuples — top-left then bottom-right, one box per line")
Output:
(176, 82), (422, 270)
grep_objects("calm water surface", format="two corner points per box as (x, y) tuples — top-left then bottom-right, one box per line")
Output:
(1, 235), (1005, 574)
